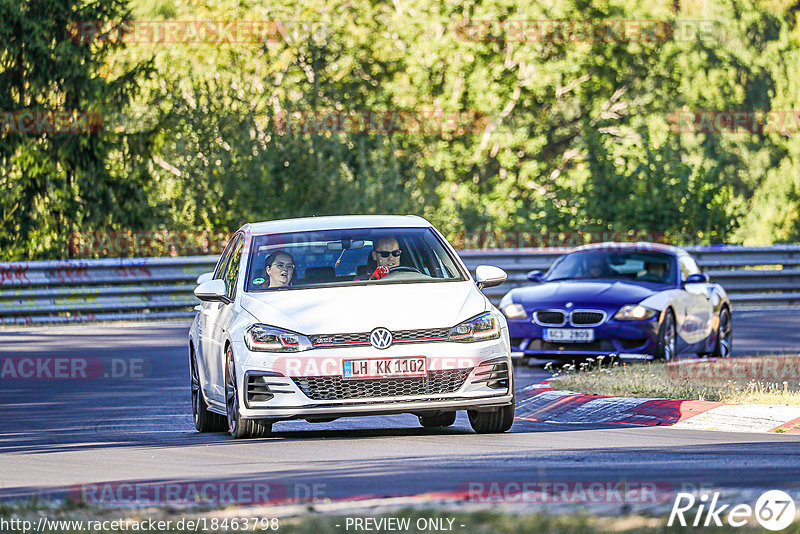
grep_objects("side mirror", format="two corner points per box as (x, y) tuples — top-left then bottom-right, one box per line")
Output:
(526, 270), (544, 283)
(684, 272), (710, 285)
(194, 279), (232, 304)
(196, 271), (213, 285)
(475, 265), (507, 290)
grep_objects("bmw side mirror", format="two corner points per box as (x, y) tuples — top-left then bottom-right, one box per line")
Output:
(684, 272), (710, 285)
(526, 270), (544, 283)
(475, 265), (507, 290)
(196, 271), (213, 285)
(194, 279), (232, 304)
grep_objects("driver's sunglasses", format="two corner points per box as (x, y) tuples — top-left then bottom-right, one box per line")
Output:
(271, 262), (295, 271)
(376, 250), (401, 258)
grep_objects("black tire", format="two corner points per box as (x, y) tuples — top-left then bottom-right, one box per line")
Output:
(468, 401), (515, 434)
(655, 308), (677, 361)
(190, 347), (227, 432)
(419, 412), (457, 428)
(712, 306), (732, 358)
(225, 346), (272, 439)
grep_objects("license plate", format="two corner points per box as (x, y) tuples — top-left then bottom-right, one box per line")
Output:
(342, 357), (427, 379)
(543, 328), (595, 343)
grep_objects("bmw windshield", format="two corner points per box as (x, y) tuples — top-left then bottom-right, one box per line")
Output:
(546, 250), (676, 285)
(244, 227), (467, 292)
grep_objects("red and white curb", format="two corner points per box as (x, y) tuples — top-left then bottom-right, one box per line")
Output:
(517, 382), (800, 434)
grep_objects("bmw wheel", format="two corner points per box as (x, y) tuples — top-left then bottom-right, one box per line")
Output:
(713, 306), (732, 358)
(656, 308), (677, 361)
(190, 347), (226, 432)
(225, 346), (272, 439)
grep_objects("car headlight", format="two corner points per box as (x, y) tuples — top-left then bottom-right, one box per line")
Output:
(614, 304), (657, 321)
(502, 303), (528, 320)
(245, 324), (313, 352)
(448, 312), (501, 342)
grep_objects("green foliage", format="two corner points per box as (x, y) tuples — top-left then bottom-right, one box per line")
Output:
(2, 0), (800, 260)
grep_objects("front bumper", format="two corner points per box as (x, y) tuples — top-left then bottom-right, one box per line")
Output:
(507, 316), (660, 359)
(231, 339), (514, 421)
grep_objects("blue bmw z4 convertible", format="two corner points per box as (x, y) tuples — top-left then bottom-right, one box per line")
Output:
(499, 243), (732, 362)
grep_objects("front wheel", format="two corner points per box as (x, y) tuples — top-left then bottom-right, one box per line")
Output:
(468, 402), (515, 434)
(713, 306), (732, 358)
(655, 308), (677, 361)
(190, 347), (226, 432)
(419, 412), (457, 428)
(225, 346), (272, 439)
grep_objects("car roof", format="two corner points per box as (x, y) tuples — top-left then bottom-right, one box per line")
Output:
(572, 242), (685, 256)
(241, 215), (431, 235)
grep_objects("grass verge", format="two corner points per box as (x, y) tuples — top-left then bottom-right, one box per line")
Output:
(547, 355), (800, 404)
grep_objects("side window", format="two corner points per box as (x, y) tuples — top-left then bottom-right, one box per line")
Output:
(213, 236), (237, 280)
(678, 255), (699, 281)
(223, 236), (244, 298)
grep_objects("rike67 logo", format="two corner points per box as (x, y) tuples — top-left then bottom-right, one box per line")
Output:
(668, 490), (796, 530)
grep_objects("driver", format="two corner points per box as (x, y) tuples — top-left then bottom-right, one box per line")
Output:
(355, 236), (402, 280)
(585, 256), (610, 278)
(372, 236), (402, 270)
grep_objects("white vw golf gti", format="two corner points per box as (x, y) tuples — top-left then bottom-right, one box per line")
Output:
(189, 215), (515, 438)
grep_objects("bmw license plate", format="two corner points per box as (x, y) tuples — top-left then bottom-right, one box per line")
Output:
(543, 328), (595, 343)
(343, 357), (427, 379)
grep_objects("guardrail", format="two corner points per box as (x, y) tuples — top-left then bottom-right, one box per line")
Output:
(1, 245), (798, 324)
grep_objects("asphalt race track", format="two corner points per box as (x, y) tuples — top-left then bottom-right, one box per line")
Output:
(1, 309), (800, 509)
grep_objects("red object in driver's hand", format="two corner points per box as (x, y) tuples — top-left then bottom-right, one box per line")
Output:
(369, 266), (390, 280)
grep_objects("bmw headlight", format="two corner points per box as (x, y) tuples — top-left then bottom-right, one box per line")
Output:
(245, 324), (313, 352)
(448, 312), (501, 342)
(502, 303), (527, 320)
(498, 293), (526, 319)
(613, 304), (657, 321)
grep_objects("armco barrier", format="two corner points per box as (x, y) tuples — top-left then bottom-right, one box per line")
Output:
(0, 246), (798, 324)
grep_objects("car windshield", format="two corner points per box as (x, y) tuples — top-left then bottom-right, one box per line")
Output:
(545, 250), (675, 284)
(244, 227), (466, 291)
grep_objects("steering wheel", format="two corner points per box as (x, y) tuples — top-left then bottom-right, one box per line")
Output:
(388, 266), (420, 274)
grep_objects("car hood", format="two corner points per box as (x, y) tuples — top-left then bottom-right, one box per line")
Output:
(239, 281), (487, 334)
(512, 280), (660, 309)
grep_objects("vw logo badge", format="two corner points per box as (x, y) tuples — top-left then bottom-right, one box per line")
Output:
(370, 328), (393, 349)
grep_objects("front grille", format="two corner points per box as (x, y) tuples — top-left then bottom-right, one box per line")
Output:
(570, 311), (605, 326)
(292, 369), (471, 400)
(310, 327), (451, 348)
(394, 327), (450, 341)
(533, 310), (566, 326)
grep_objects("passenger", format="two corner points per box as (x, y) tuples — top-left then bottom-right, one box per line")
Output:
(265, 250), (295, 287)
(641, 261), (667, 283)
